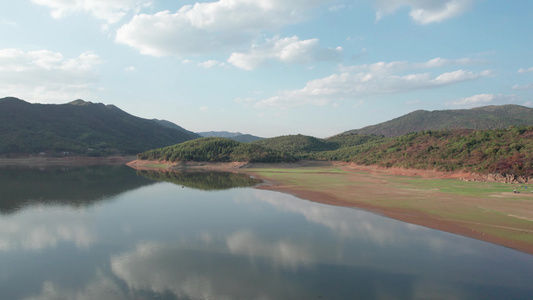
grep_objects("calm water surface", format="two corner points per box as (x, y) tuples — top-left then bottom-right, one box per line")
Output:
(1, 165), (532, 300)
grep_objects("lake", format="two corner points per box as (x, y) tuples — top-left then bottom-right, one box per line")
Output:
(1, 165), (532, 299)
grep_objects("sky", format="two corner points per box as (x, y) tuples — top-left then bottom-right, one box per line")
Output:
(1, 0), (532, 138)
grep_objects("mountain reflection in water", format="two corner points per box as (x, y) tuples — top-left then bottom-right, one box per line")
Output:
(0, 165), (154, 214)
(136, 169), (262, 190)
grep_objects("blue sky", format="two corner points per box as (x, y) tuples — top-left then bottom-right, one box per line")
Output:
(1, 0), (532, 137)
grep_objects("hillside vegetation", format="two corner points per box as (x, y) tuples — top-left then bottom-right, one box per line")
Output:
(139, 127), (533, 178)
(343, 105), (533, 137)
(197, 131), (263, 142)
(252, 134), (384, 157)
(312, 126), (533, 177)
(137, 137), (296, 163)
(0, 97), (199, 155)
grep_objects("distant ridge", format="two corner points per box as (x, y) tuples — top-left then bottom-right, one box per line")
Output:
(0, 97), (200, 155)
(153, 119), (197, 136)
(341, 105), (533, 137)
(198, 131), (263, 143)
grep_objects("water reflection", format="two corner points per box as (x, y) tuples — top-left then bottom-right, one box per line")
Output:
(0, 206), (95, 251)
(136, 170), (262, 190)
(24, 273), (129, 300)
(1, 167), (532, 300)
(0, 165), (154, 214)
(109, 240), (420, 300)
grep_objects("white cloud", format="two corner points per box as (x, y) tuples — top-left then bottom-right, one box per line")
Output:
(414, 57), (475, 68)
(115, 0), (328, 56)
(198, 60), (224, 69)
(512, 83), (533, 90)
(431, 69), (492, 85)
(518, 67), (533, 74)
(125, 66), (136, 72)
(31, 0), (153, 23)
(375, 0), (475, 24)
(253, 58), (492, 109)
(228, 36), (343, 70)
(199, 106), (209, 111)
(446, 93), (520, 108)
(340, 57), (475, 73)
(0, 48), (102, 102)
(447, 93), (494, 107)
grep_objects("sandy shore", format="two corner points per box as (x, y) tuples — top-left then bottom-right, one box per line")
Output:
(128, 159), (533, 255)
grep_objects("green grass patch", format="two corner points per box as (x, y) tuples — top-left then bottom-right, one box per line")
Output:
(250, 167), (362, 190)
(386, 176), (519, 198)
(144, 164), (170, 169)
(469, 224), (533, 244)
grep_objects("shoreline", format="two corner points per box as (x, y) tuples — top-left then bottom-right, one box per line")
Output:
(2, 157), (532, 255)
(127, 159), (533, 255)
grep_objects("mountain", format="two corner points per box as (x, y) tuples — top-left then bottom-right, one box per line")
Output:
(153, 119), (197, 136)
(341, 105), (533, 137)
(253, 134), (337, 155)
(313, 127), (533, 178)
(0, 97), (200, 155)
(252, 134), (385, 157)
(197, 131), (263, 142)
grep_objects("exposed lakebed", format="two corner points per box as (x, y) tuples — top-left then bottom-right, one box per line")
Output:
(1, 165), (532, 299)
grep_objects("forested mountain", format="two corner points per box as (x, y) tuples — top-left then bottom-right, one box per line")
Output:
(153, 119), (198, 136)
(137, 137), (296, 163)
(252, 134), (385, 157)
(0, 97), (200, 155)
(313, 127), (533, 177)
(248, 128), (532, 177)
(197, 131), (263, 142)
(253, 134), (336, 155)
(342, 105), (533, 137)
(138, 127), (533, 178)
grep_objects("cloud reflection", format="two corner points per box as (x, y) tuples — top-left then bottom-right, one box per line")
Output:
(23, 271), (128, 300)
(226, 230), (313, 270)
(249, 190), (480, 255)
(0, 205), (95, 251)
(110, 241), (297, 300)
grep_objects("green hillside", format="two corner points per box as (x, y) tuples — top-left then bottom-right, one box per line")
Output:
(137, 125), (533, 177)
(342, 105), (533, 137)
(314, 126), (533, 177)
(197, 131), (264, 142)
(252, 134), (337, 156)
(0, 97), (200, 155)
(252, 133), (385, 157)
(137, 137), (296, 163)
(239, 126), (533, 177)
